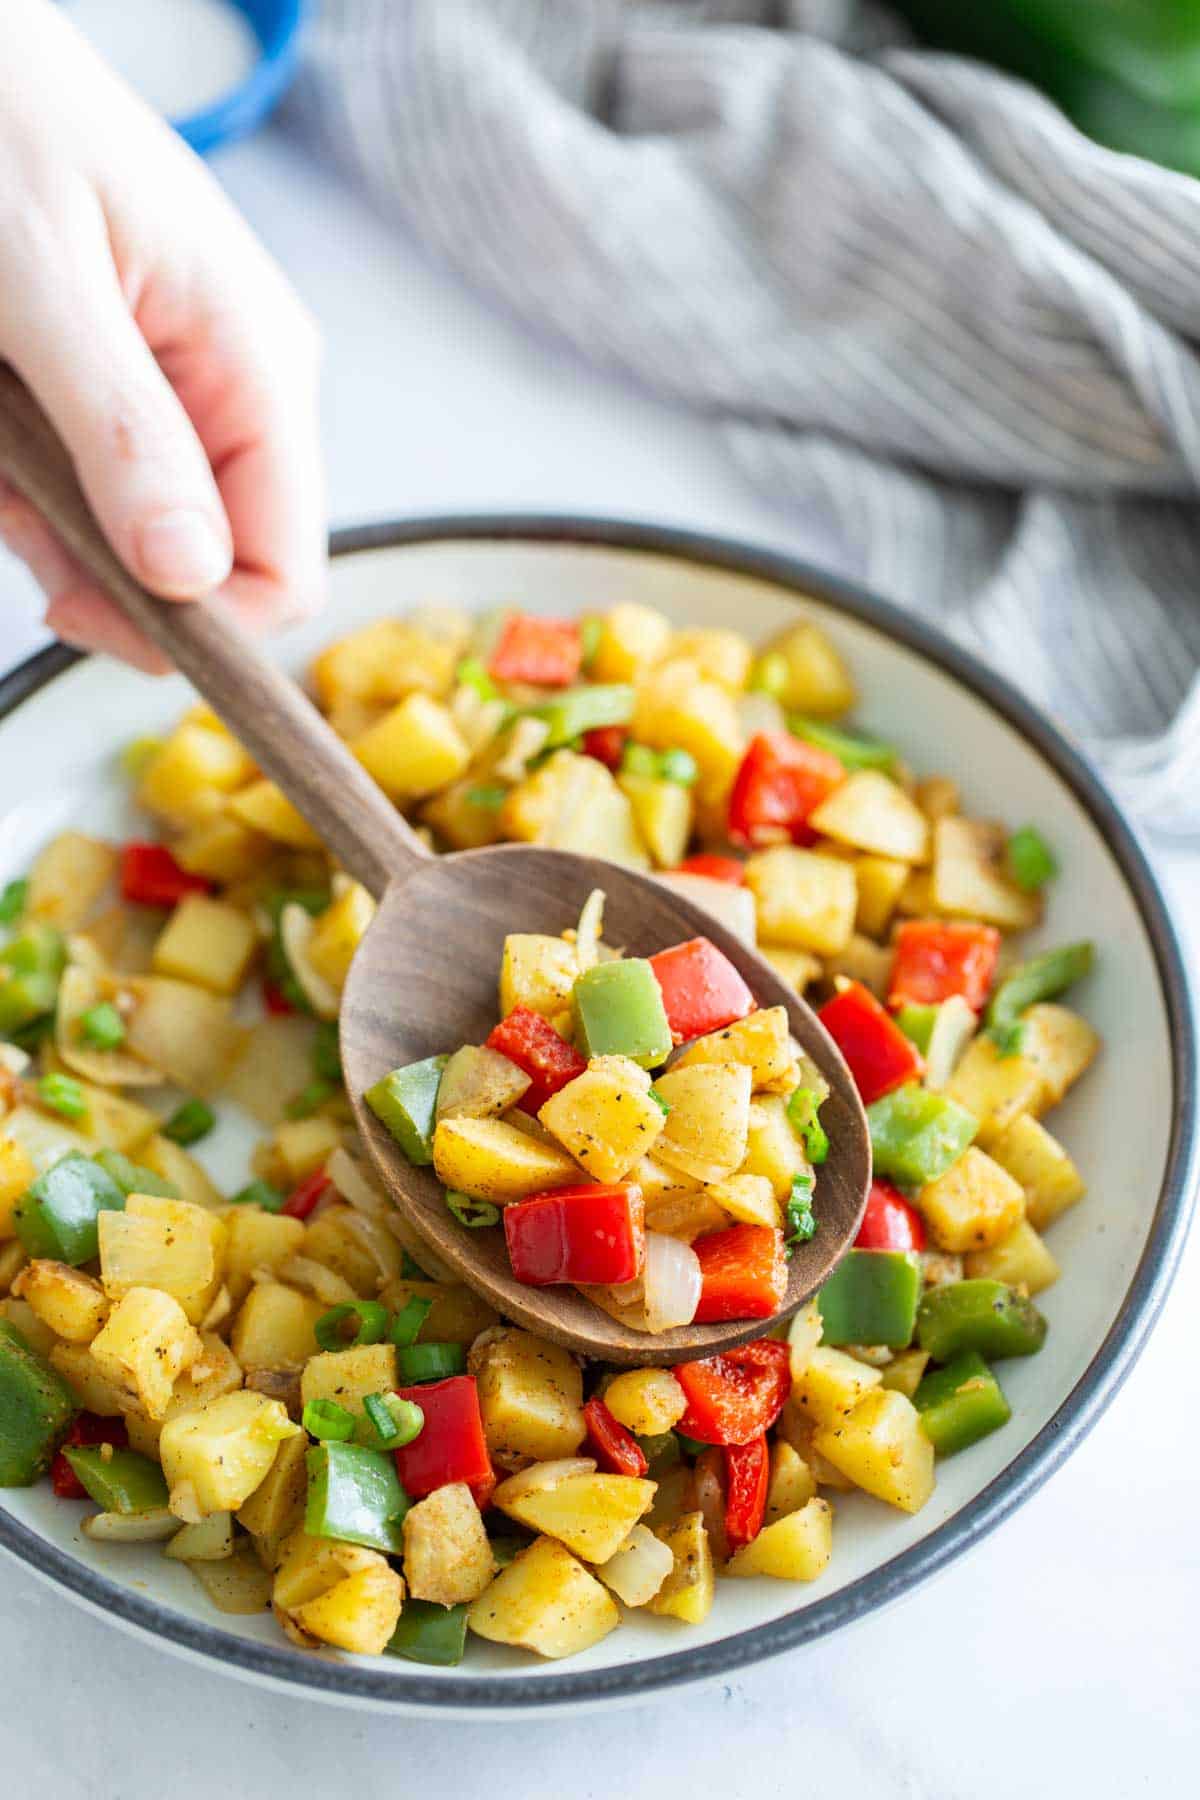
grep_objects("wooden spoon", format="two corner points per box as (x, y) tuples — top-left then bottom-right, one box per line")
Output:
(0, 367), (870, 1365)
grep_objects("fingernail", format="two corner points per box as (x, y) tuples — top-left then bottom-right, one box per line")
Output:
(136, 508), (231, 596)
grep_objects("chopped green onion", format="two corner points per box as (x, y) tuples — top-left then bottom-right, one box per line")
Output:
(464, 785), (508, 811)
(620, 742), (661, 780)
(790, 715), (897, 773)
(38, 1073), (87, 1122)
(784, 1173), (817, 1248)
(786, 1088), (829, 1164)
(284, 1079), (335, 1120)
(302, 1398), (357, 1442)
(314, 1300), (390, 1352)
(396, 1342), (466, 1384)
(446, 1190), (501, 1229)
(894, 1003), (938, 1055)
(658, 748), (699, 786)
(389, 1295), (434, 1348)
(456, 656), (501, 702)
(648, 1086), (671, 1117)
(749, 650), (789, 698)
(1005, 826), (1058, 893)
(119, 736), (164, 779)
(230, 1179), (285, 1213)
(163, 1098), (215, 1146)
(77, 1001), (126, 1052)
(0, 878), (28, 926)
(312, 1020), (342, 1084)
(579, 615), (603, 670)
(363, 1391), (424, 1450)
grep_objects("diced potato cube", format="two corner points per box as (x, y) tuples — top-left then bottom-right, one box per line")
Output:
(705, 1172), (780, 1230)
(232, 1283), (326, 1372)
(299, 1344), (398, 1414)
(602, 1368), (687, 1436)
(125, 978), (242, 1093)
(618, 774), (693, 868)
(48, 1340), (127, 1415)
(151, 896), (258, 996)
(0, 1139), (37, 1241)
(140, 1134), (225, 1210)
(377, 1278), (499, 1345)
(433, 1116), (580, 1203)
(745, 847), (857, 954)
(854, 855), (911, 939)
(99, 1195), (226, 1323)
(539, 1057), (665, 1182)
(943, 1037), (1046, 1146)
(1020, 1004), (1099, 1106)
(420, 780), (504, 852)
(223, 1209), (306, 1308)
(471, 1327), (586, 1464)
(272, 1529), (384, 1612)
(26, 832), (116, 930)
(273, 1116), (342, 1185)
(787, 1298), (824, 1383)
(495, 1467), (656, 1564)
(502, 752), (649, 868)
(303, 1203), (400, 1296)
(757, 944), (821, 994)
(499, 933), (579, 1020)
(879, 1347), (931, 1400)
(236, 1433), (308, 1569)
(932, 818), (1041, 931)
(651, 1063), (752, 1184)
(725, 1496), (833, 1580)
(592, 1522), (674, 1606)
(173, 816), (273, 884)
(642, 1187), (729, 1243)
(965, 1218), (1060, 1294)
(765, 1439), (818, 1523)
(139, 723), (255, 827)
(468, 1536), (619, 1659)
(291, 1561), (405, 1656)
(669, 628), (752, 691)
(647, 1512), (715, 1624)
(352, 693), (469, 801)
(741, 1094), (809, 1200)
(0, 1297), (51, 1356)
(758, 621), (855, 717)
(311, 618), (456, 708)
(228, 781), (322, 849)
(673, 1007), (793, 1093)
(161, 1390), (300, 1518)
(12, 1259), (107, 1343)
(916, 1146), (1025, 1252)
(792, 1345), (882, 1429)
(305, 884), (375, 992)
(589, 602), (673, 683)
(812, 1388), (934, 1514)
(403, 1482), (496, 1605)
(809, 772), (929, 864)
(633, 662), (744, 802)
(988, 1114), (1085, 1231)
(915, 776), (959, 821)
(90, 1287), (204, 1419)
(128, 1332), (244, 1454)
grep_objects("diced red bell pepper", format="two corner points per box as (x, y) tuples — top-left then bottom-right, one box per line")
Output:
(648, 937), (756, 1043)
(486, 1006), (587, 1115)
(818, 980), (923, 1105)
(488, 613), (582, 687)
(673, 1338), (791, 1446)
(671, 854), (747, 885)
(887, 920), (1001, 1013)
(692, 1224), (787, 1323)
(119, 842), (212, 909)
(281, 1167), (333, 1220)
(262, 979), (298, 1016)
(583, 1396), (649, 1477)
(392, 1374), (494, 1504)
(581, 725), (629, 770)
(504, 1183), (645, 1286)
(727, 732), (844, 849)
(51, 1412), (128, 1499)
(724, 1434), (769, 1551)
(855, 1178), (927, 1252)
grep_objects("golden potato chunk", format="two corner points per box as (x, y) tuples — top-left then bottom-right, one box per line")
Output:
(647, 1512), (715, 1624)
(433, 1115), (580, 1203)
(470, 1327), (586, 1465)
(99, 1194), (226, 1324)
(539, 1056), (664, 1182)
(151, 895), (258, 995)
(468, 1536), (619, 1660)
(161, 1390), (300, 1518)
(725, 1496), (833, 1580)
(603, 1367), (687, 1436)
(672, 1007), (794, 1092)
(965, 1219), (1060, 1294)
(89, 1286), (204, 1419)
(652, 1063), (752, 1184)
(792, 1345), (882, 1429)
(987, 1114), (1085, 1231)
(12, 1260), (107, 1343)
(812, 1389), (934, 1514)
(809, 771), (929, 864)
(494, 1467), (656, 1564)
(931, 818), (1041, 931)
(744, 847), (857, 955)
(402, 1482), (497, 1605)
(916, 1147), (1026, 1253)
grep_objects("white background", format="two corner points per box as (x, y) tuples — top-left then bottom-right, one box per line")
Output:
(1, 125), (1198, 1800)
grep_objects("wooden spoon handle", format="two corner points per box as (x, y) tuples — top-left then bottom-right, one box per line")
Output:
(0, 365), (427, 899)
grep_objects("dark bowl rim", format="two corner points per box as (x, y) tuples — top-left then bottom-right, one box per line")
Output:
(0, 512), (1195, 1711)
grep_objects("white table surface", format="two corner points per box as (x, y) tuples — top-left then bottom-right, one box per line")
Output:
(1, 125), (1198, 1800)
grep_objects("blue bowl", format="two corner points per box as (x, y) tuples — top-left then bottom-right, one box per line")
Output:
(174, 0), (306, 156)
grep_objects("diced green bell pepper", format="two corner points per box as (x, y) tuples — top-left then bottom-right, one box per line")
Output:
(572, 959), (673, 1068)
(3, 923), (66, 980)
(304, 1442), (409, 1553)
(536, 684), (635, 748)
(914, 1351), (1012, 1455)
(1005, 826), (1057, 893)
(163, 1098), (215, 1146)
(0, 878), (28, 927)
(386, 1597), (470, 1666)
(0, 970), (59, 1038)
(92, 1148), (179, 1200)
(364, 1055), (449, 1165)
(0, 1320), (78, 1486)
(13, 1151), (126, 1266)
(986, 940), (1093, 1053)
(894, 1004), (938, 1055)
(789, 716), (897, 772)
(816, 1249), (921, 1349)
(866, 1084), (978, 1186)
(917, 1279), (1047, 1362)
(64, 1447), (170, 1513)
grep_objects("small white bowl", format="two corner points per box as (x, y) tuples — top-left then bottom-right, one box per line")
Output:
(0, 517), (1194, 1714)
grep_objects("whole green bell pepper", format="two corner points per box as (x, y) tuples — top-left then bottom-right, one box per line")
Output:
(304, 1442), (409, 1554)
(915, 1351), (1012, 1456)
(0, 1320), (78, 1486)
(866, 1084), (978, 1186)
(917, 1279), (1047, 1362)
(14, 1151), (126, 1266)
(365, 1055), (449, 1166)
(817, 1249), (921, 1349)
(64, 1447), (170, 1514)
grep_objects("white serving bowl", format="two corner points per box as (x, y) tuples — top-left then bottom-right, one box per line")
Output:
(0, 517), (1194, 1714)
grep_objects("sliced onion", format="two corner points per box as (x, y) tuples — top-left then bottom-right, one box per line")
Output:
(279, 904), (339, 1021)
(593, 1524), (674, 1606)
(82, 1508), (180, 1544)
(574, 888), (606, 973)
(493, 716), (551, 783)
(326, 1146), (388, 1218)
(923, 996), (978, 1091)
(642, 1232), (702, 1334)
(736, 691), (787, 739)
(492, 1458), (596, 1506)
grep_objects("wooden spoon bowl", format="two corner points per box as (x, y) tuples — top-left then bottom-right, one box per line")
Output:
(0, 365), (870, 1365)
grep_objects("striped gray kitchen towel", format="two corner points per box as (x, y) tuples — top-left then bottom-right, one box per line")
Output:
(291, 0), (1200, 834)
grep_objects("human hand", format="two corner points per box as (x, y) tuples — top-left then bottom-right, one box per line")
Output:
(0, 0), (324, 673)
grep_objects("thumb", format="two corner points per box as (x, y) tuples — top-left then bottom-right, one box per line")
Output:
(8, 247), (232, 600)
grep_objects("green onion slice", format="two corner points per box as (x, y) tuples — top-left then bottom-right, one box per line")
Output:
(389, 1296), (434, 1348)
(446, 1191), (501, 1229)
(363, 1392), (424, 1450)
(396, 1342), (467, 1384)
(314, 1300), (390, 1351)
(302, 1398), (356, 1442)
